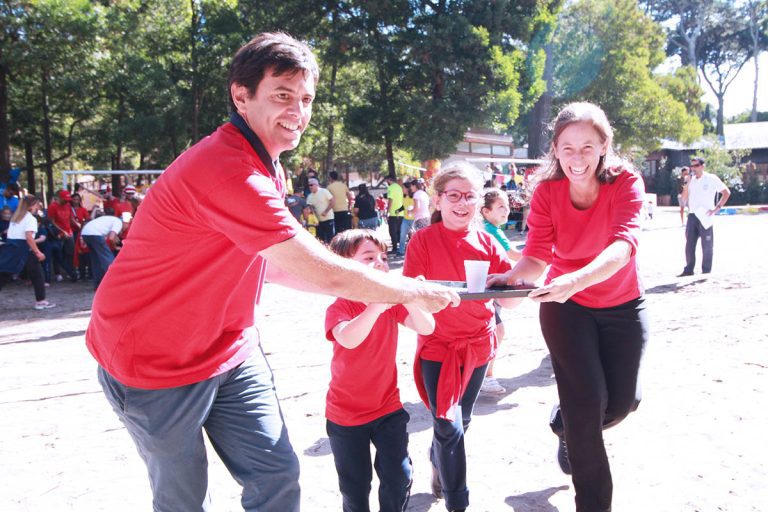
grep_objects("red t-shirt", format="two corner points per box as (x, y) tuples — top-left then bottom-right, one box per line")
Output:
(523, 170), (644, 308)
(47, 201), (73, 235)
(324, 300), (408, 426)
(403, 222), (511, 419)
(86, 123), (301, 389)
(72, 206), (88, 229)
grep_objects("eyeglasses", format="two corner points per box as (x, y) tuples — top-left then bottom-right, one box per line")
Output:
(690, 163), (702, 168)
(441, 190), (479, 204)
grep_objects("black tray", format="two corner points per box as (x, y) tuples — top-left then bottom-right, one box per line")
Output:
(428, 280), (534, 300)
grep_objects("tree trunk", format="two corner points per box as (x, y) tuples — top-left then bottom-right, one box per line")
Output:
(111, 93), (125, 193)
(716, 92), (725, 137)
(385, 134), (395, 179)
(190, 0), (200, 142)
(324, 59), (338, 174)
(751, 50), (759, 123)
(41, 71), (55, 197)
(527, 42), (553, 159)
(25, 141), (35, 195)
(0, 61), (10, 182)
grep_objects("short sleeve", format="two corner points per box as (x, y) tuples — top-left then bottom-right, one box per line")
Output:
(23, 213), (38, 234)
(402, 229), (428, 278)
(110, 217), (124, 233)
(522, 184), (556, 264)
(608, 172), (644, 255)
(483, 231), (512, 275)
(204, 172), (300, 255)
(325, 299), (361, 341)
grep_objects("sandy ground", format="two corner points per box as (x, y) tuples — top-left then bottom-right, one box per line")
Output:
(1, 208), (766, 512)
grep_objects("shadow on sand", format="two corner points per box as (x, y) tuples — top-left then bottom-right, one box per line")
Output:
(644, 278), (707, 295)
(505, 485), (569, 511)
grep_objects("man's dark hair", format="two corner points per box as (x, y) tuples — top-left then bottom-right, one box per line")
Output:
(104, 207), (116, 216)
(329, 171), (339, 181)
(691, 156), (705, 165)
(227, 32), (319, 113)
(5, 182), (20, 194)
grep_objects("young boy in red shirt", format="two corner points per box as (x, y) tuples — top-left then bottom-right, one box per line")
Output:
(324, 229), (435, 512)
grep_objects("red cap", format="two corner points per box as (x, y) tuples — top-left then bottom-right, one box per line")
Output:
(58, 190), (72, 201)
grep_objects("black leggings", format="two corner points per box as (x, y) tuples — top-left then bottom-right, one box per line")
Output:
(0, 252), (46, 301)
(540, 297), (649, 512)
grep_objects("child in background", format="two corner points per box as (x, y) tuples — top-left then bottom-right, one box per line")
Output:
(403, 163), (518, 512)
(478, 188), (523, 395)
(398, 181), (415, 257)
(301, 204), (319, 238)
(324, 229), (436, 512)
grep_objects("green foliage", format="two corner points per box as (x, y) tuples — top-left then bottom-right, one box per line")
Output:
(7, 0), (102, 191)
(657, 65), (704, 118)
(727, 110), (768, 123)
(696, 138), (750, 187)
(550, 0), (703, 152)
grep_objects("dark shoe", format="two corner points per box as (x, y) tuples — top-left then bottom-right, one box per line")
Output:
(430, 454), (442, 499)
(677, 270), (693, 277)
(557, 433), (572, 475)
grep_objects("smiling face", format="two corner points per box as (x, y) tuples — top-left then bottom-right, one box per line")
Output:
(436, 178), (479, 231)
(231, 68), (315, 161)
(482, 195), (510, 227)
(350, 239), (389, 273)
(553, 121), (608, 187)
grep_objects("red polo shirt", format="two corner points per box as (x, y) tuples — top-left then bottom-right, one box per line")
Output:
(86, 123), (301, 389)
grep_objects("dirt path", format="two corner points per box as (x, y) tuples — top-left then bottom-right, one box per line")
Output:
(1, 208), (766, 511)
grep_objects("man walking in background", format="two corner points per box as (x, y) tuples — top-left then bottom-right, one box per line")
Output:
(679, 157), (731, 276)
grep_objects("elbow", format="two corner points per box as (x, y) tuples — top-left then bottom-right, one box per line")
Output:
(337, 338), (361, 350)
(418, 323), (435, 336)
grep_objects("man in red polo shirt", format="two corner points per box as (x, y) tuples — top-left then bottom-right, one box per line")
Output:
(86, 32), (459, 512)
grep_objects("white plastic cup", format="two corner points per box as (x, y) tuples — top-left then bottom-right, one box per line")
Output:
(464, 260), (490, 293)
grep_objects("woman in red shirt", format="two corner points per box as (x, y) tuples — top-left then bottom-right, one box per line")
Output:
(492, 102), (648, 512)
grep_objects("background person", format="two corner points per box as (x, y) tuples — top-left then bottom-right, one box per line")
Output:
(678, 157), (730, 276)
(47, 190), (78, 282)
(490, 102), (649, 512)
(478, 187), (522, 395)
(0, 195), (55, 309)
(307, 177), (336, 243)
(86, 32), (459, 512)
(398, 180), (415, 257)
(411, 178), (431, 232)
(385, 176), (404, 254)
(1, 182), (20, 213)
(353, 183), (379, 230)
(677, 166), (690, 226)
(327, 170), (354, 233)
(81, 207), (122, 290)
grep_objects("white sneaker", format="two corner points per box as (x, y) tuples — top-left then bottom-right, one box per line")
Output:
(480, 377), (506, 395)
(34, 301), (56, 310)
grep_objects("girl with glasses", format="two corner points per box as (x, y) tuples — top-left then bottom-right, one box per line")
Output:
(403, 163), (518, 512)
